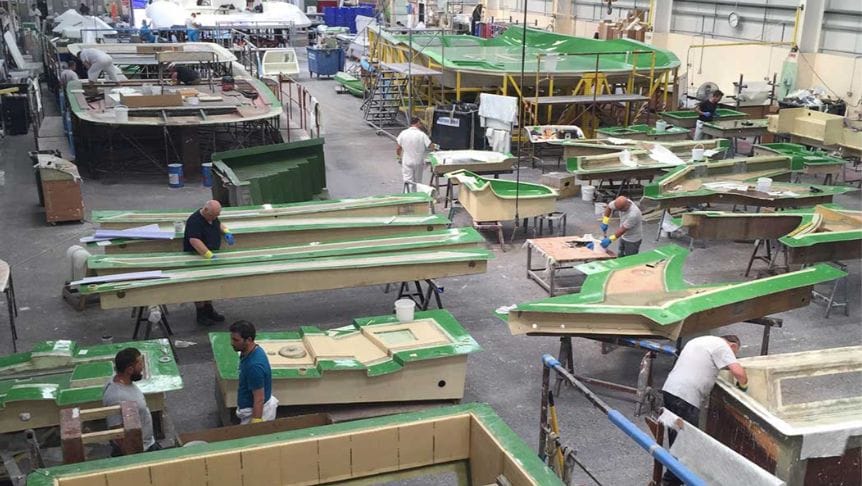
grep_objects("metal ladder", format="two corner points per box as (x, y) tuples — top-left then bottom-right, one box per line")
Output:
(362, 68), (409, 127)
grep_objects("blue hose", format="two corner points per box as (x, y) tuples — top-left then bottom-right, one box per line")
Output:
(607, 410), (706, 486)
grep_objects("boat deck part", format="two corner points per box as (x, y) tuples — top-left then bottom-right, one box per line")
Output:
(26, 403), (562, 486)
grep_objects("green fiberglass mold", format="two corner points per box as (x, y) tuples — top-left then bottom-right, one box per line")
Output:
(0, 339), (181, 434)
(499, 245), (844, 340)
(211, 310), (481, 408)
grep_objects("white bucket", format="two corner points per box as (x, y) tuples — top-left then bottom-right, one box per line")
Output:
(581, 185), (596, 202)
(594, 202), (608, 219)
(655, 120), (668, 132)
(756, 177), (772, 192)
(187, 96), (200, 106)
(114, 105), (128, 122)
(691, 144), (705, 161)
(394, 299), (416, 323)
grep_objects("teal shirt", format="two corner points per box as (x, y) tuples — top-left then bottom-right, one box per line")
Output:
(237, 345), (272, 409)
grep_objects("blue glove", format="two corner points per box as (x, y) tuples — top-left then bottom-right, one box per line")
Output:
(704, 112), (714, 120)
(210, 254), (218, 260)
(224, 232), (235, 246)
(586, 242), (595, 250)
(599, 223), (609, 233)
(600, 237), (613, 249)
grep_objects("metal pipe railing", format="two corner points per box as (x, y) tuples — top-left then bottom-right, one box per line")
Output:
(540, 354), (706, 486)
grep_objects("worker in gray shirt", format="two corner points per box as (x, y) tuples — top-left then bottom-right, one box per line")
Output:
(597, 195), (643, 256)
(103, 348), (161, 454)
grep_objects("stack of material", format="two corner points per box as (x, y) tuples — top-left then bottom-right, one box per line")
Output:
(597, 10), (649, 41)
(211, 138), (327, 206)
(75, 195), (493, 309)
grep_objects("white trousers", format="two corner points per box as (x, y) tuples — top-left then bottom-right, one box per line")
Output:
(88, 61), (127, 82)
(402, 162), (425, 189)
(693, 120), (705, 141)
(236, 395), (279, 424)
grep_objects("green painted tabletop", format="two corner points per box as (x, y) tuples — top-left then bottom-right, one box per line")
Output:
(659, 108), (747, 120)
(597, 124), (689, 136)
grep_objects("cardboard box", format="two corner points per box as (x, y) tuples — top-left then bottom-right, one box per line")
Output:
(598, 21), (620, 40)
(120, 93), (184, 108)
(540, 172), (579, 198)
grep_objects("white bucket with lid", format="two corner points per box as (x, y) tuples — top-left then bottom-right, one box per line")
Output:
(114, 105), (128, 122)
(394, 299), (416, 323)
(655, 120), (668, 132)
(756, 177), (772, 192)
(581, 185), (596, 202)
(691, 144), (705, 161)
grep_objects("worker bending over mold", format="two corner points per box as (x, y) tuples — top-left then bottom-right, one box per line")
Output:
(183, 199), (234, 326)
(78, 48), (127, 82)
(230, 320), (278, 424)
(595, 195), (643, 257)
(660, 335), (748, 486)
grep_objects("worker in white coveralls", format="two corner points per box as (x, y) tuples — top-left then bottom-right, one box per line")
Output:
(660, 335), (748, 486)
(396, 117), (437, 191)
(78, 48), (127, 82)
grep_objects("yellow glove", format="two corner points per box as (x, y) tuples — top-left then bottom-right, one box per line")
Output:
(203, 250), (214, 259)
(609, 234), (617, 241)
(602, 216), (610, 225)
(251, 417), (264, 423)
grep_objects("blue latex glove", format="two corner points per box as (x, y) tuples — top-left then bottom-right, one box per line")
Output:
(210, 254), (218, 260)
(224, 232), (235, 246)
(599, 223), (609, 233)
(704, 112), (714, 120)
(586, 242), (595, 250)
(600, 237), (612, 249)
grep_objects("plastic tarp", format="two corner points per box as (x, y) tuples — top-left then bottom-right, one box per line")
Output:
(193, 2), (311, 28)
(145, 0), (188, 28)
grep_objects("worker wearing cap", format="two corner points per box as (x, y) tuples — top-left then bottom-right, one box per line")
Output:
(396, 117), (436, 191)
(230, 320), (278, 424)
(661, 335), (748, 485)
(694, 90), (723, 140)
(182, 200), (234, 325)
(597, 195), (643, 257)
(78, 47), (127, 82)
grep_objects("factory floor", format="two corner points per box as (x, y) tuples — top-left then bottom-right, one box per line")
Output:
(1, 66), (861, 485)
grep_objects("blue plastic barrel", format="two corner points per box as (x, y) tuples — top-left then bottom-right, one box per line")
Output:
(168, 163), (184, 188)
(201, 162), (213, 188)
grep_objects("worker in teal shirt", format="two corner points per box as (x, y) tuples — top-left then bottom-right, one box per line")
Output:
(229, 320), (277, 424)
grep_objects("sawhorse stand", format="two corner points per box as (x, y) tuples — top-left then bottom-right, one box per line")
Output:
(393, 280), (444, 310)
(131, 305), (178, 362)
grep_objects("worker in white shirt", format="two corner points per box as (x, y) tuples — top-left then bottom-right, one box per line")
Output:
(78, 48), (127, 82)
(661, 334), (748, 485)
(59, 61), (80, 89)
(396, 117), (437, 191)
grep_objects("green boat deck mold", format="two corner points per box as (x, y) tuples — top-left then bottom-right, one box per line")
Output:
(0, 339), (181, 434)
(211, 310), (481, 408)
(643, 155), (852, 208)
(659, 108), (748, 128)
(683, 205), (862, 264)
(92, 192), (433, 229)
(596, 123), (689, 140)
(445, 169), (558, 221)
(88, 228), (486, 273)
(92, 214), (452, 254)
(558, 138), (730, 164)
(80, 248), (493, 309)
(499, 245), (845, 340)
(26, 403), (563, 486)
(429, 150), (515, 175)
(752, 142), (848, 173)
(211, 138), (326, 206)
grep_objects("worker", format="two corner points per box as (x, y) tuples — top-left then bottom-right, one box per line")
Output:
(596, 195), (643, 256)
(470, 3), (483, 36)
(140, 20), (156, 43)
(230, 320), (278, 424)
(186, 12), (201, 42)
(661, 335), (747, 486)
(78, 48), (127, 82)
(169, 64), (200, 85)
(396, 117), (435, 191)
(694, 89), (723, 140)
(183, 200), (235, 325)
(78, 1), (90, 14)
(102, 348), (161, 454)
(59, 61), (80, 89)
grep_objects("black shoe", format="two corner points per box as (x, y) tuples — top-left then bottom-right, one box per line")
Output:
(205, 304), (225, 322)
(196, 309), (215, 326)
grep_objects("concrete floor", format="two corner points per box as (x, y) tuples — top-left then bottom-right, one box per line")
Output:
(1, 61), (861, 484)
